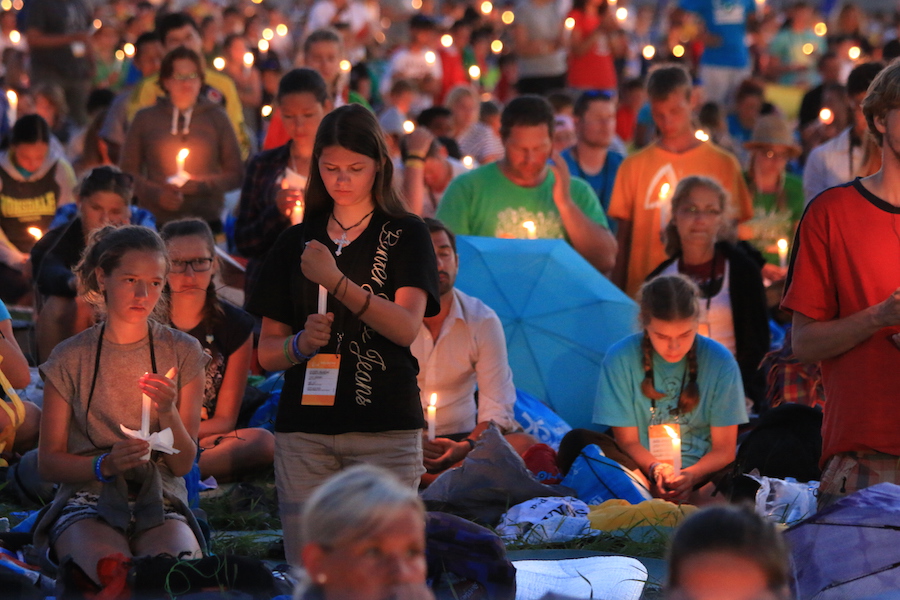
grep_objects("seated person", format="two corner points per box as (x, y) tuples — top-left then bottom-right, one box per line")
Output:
(161, 218), (274, 483)
(31, 166), (138, 362)
(402, 129), (469, 218)
(647, 176), (769, 412)
(593, 274), (748, 504)
(0, 114), (77, 305)
(666, 505), (791, 600)
(0, 297), (41, 455)
(410, 219), (535, 482)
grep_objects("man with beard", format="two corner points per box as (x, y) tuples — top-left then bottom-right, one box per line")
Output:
(783, 60), (900, 509)
(411, 219), (534, 482)
(436, 95), (617, 275)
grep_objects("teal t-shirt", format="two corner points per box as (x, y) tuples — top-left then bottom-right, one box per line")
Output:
(435, 162), (609, 240)
(593, 333), (748, 468)
(0, 299), (9, 322)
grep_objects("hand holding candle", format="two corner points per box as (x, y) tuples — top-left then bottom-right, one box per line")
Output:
(663, 424), (681, 477)
(139, 367), (178, 439)
(427, 393), (437, 441)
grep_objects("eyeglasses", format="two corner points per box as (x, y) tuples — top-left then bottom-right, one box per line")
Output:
(170, 257), (213, 273)
(171, 72), (200, 81)
(677, 206), (722, 218)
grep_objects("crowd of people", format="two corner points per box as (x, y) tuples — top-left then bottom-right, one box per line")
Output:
(0, 0), (898, 595)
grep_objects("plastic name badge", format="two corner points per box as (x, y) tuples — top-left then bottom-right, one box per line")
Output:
(301, 354), (341, 406)
(648, 423), (681, 466)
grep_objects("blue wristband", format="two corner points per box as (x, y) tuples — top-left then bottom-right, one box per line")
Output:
(292, 330), (318, 361)
(94, 453), (115, 483)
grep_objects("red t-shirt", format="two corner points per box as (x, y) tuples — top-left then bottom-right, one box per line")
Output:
(566, 9), (616, 91)
(781, 179), (900, 462)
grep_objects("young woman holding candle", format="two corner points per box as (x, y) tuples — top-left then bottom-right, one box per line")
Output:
(120, 46), (242, 231)
(234, 67), (332, 297)
(247, 103), (440, 567)
(0, 114), (77, 305)
(593, 274), (748, 504)
(161, 218), (274, 482)
(35, 225), (208, 584)
(647, 176), (770, 412)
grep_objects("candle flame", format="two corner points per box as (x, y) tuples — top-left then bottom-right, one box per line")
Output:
(615, 7), (628, 21)
(213, 57), (225, 71)
(441, 34), (453, 48)
(642, 45), (656, 60)
(814, 22), (827, 37)
(258, 39), (269, 52)
(659, 182), (671, 200)
(663, 425), (679, 440)
(491, 39), (503, 53)
(480, 0), (493, 14)
(848, 46), (861, 60)
(276, 24), (288, 37)
(429, 393), (437, 407)
(565, 17), (575, 30)
(425, 51), (436, 64)
(462, 155), (474, 168)
(695, 129), (709, 142)
(802, 43), (814, 56)
(672, 44), (685, 58)
(469, 65), (481, 79)
(243, 51), (254, 68)
(777, 238), (788, 252)
(403, 120), (416, 134)
(261, 104), (273, 117)
(819, 107), (833, 124)
(9, 30), (19, 44)
(27, 227), (42, 240)
(340, 59), (351, 72)
(501, 10), (515, 24)
(6, 90), (16, 106)
(522, 221), (536, 237)
(177, 148), (190, 162)
(262, 28), (274, 41)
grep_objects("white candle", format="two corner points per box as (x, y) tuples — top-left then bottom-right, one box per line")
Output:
(427, 393), (437, 441)
(664, 425), (681, 477)
(6, 90), (16, 125)
(318, 284), (327, 314)
(777, 238), (789, 269)
(141, 372), (151, 438)
(176, 148), (189, 175)
(522, 220), (537, 240)
(291, 198), (304, 225)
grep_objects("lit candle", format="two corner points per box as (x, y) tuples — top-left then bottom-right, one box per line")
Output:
(819, 108), (834, 125)
(523, 220), (537, 239)
(642, 45), (656, 60)
(6, 90), (16, 124)
(403, 120), (416, 134)
(176, 148), (189, 175)
(663, 425), (681, 477)
(777, 238), (789, 269)
(318, 284), (327, 314)
(291, 197), (304, 225)
(659, 182), (671, 201)
(427, 393), (437, 441)
(565, 17), (575, 30)
(27, 226), (42, 241)
(425, 51), (436, 65)
(468, 65), (481, 80)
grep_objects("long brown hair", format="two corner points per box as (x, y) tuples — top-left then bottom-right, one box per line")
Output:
(304, 104), (411, 221)
(637, 274), (701, 414)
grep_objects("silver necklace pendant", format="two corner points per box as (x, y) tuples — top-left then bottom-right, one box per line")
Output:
(333, 232), (350, 256)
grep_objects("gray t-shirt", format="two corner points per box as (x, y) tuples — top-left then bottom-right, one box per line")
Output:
(40, 320), (208, 457)
(516, 0), (567, 78)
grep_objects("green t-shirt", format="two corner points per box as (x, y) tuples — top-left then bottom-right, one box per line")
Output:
(436, 162), (609, 240)
(743, 172), (804, 264)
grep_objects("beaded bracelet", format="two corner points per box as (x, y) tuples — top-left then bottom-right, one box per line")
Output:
(283, 337), (302, 366)
(355, 291), (372, 319)
(94, 453), (115, 483)
(292, 330), (319, 361)
(648, 462), (662, 478)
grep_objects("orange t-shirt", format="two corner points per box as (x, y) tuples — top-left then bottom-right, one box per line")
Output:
(782, 180), (900, 463)
(608, 141), (753, 297)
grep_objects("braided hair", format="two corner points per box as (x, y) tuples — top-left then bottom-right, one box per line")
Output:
(637, 274), (702, 414)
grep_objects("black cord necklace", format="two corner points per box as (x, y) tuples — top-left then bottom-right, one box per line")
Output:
(330, 209), (375, 256)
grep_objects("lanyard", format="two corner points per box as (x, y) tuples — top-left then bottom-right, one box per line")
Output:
(85, 322), (157, 449)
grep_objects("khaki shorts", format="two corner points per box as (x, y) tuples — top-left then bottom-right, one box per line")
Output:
(274, 429), (424, 566)
(817, 452), (900, 511)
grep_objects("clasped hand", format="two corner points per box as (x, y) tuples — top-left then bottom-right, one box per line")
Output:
(652, 463), (697, 503)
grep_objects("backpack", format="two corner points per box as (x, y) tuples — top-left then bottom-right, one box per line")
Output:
(426, 511), (516, 600)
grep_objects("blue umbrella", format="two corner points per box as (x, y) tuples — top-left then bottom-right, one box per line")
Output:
(455, 236), (638, 431)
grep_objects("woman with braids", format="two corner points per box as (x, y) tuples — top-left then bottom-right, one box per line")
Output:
(593, 274), (748, 504)
(35, 225), (207, 584)
(161, 218), (274, 483)
(246, 103), (440, 567)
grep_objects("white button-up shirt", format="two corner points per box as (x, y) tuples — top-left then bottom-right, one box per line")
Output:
(411, 288), (517, 436)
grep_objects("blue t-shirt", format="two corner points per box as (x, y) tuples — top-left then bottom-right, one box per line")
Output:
(680, 0), (755, 69)
(0, 299), (10, 322)
(593, 333), (748, 468)
(560, 147), (623, 233)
